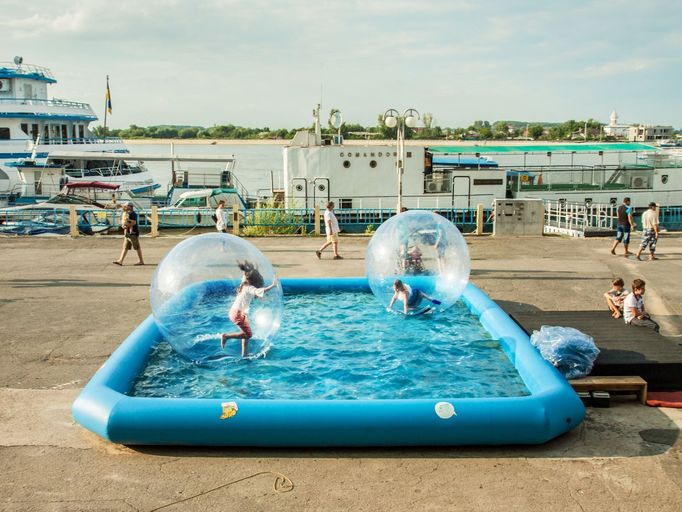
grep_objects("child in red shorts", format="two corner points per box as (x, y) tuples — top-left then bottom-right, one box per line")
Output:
(221, 261), (278, 357)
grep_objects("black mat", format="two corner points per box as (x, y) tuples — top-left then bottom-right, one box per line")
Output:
(508, 309), (682, 390)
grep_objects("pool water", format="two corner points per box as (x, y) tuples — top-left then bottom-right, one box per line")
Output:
(130, 292), (530, 400)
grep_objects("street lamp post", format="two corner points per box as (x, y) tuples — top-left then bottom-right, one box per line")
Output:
(383, 108), (419, 212)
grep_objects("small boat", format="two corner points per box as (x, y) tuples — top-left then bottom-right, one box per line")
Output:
(155, 188), (245, 227)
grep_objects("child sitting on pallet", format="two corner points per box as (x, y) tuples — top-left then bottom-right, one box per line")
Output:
(604, 277), (628, 319)
(624, 278), (660, 332)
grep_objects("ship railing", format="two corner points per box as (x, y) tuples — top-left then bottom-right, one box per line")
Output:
(517, 165), (655, 191)
(40, 137), (124, 145)
(0, 98), (91, 110)
(65, 166), (145, 179)
(0, 63), (55, 80)
(544, 200), (616, 237)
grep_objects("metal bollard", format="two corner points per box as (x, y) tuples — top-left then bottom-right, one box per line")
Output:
(314, 205), (321, 236)
(69, 205), (79, 238)
(150, 206), (159, 238)
(232, 204), (240, 235)
(476, 203), (484, 235)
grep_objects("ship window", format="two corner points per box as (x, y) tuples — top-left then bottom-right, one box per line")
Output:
(339, 198), (352, 209)
(473, 179), (504, 186)
(79, 125), (85, 138)
(21, 123), (29, 135)
(406, 151), (412, 158)
(0, 128), (10, 140)
(31, 124), (39, 140)
(369, 160), (377, 168)
(343, 160), (351, 168)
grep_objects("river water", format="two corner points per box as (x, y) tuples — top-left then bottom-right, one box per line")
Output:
(127, 143), (285, 197)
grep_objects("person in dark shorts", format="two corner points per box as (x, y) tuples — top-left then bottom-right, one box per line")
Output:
(113, 202), (144, 266)
(387, 279), (440, 315)
(610, 197), (634, 257)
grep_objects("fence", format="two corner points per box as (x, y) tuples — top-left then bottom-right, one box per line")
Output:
(544, 201), (616, 237)
(0, 205), (492, 237)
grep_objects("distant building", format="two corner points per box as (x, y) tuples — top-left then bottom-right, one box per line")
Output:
(603, 110), (630, 138)
(628, 124), (674, 142)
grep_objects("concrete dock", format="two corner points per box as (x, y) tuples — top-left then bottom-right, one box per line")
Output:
(1, 233), (681, 511)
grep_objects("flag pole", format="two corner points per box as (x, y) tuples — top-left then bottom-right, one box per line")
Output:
(103, 75), (109, 136)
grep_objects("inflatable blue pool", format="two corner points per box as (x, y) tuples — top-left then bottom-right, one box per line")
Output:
(72, 277), (584, 446)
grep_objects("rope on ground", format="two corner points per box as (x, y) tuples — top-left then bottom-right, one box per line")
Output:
(148, 471), (294, 511)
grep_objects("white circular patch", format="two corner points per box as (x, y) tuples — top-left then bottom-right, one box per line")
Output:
(434, 401), (456, 419)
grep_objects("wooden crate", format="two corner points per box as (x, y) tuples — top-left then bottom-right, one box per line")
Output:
(569, 376), (648, 404)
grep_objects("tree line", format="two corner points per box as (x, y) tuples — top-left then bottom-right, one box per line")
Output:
(93, 115), (651, 141)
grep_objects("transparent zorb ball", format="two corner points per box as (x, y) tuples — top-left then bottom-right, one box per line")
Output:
(150, 233), (283, 363)
(365, 210), (470, 314)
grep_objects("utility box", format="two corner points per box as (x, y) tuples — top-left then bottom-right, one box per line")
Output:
(493, 199), (544, 236)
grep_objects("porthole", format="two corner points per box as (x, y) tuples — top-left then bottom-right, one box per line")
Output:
(295, 184), (303, 192)
(662, 174), (669, 184)
(318, 184), (326, 192)
(369, 160), (377, 168)
(343, 160), (351, 168)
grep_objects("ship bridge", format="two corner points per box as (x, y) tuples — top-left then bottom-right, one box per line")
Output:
(0, 58), (100, 145)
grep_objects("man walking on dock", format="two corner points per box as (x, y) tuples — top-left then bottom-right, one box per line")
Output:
(316, 201), (343, 260)
(611, 197), (634, 257)
(636, 202), (660, 261)
(112, 203), (144, 267)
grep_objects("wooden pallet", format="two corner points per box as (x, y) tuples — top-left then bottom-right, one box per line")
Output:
(569, 376), (648, 404)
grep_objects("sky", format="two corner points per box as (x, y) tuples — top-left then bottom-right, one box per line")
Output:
(4, 0), (681, 129)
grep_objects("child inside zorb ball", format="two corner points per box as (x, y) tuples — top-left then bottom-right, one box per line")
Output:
(365, 210), (471, 316)
(221, 261), (279, 357)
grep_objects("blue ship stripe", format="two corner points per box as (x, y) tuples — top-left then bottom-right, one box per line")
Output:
(0, 152), (50, 159)
(0, 113), (97, 121)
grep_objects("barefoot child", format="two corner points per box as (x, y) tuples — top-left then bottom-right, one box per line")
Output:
(221, 261), (278, 357)
(603, 277), (628, 319)
(387, 279), (440, 315)
(623, 278), (660, 332)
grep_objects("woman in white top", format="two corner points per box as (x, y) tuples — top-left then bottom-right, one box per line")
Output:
(221, 261), (278, 356)
(215, 200), (228, 233)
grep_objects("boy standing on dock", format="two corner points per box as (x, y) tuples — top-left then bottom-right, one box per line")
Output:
(316, 201), (343, 260)
(636, 202), (660, 261)
(611, 197), (634, 257)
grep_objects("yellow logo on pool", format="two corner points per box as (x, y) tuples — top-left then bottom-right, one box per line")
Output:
(220, 401), (238, 420)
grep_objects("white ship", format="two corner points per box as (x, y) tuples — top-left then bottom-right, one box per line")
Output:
(283, 111), (682, 210)
(0, 56), (154, 200)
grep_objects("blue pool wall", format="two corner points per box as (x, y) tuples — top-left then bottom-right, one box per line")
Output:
(72, 277), (585, 446)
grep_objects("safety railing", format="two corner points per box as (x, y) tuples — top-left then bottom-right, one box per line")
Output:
(544, 200), (616, 237)
(0, 207), (116, 236)
(659, 206), (682, 230)
(0, 206), (493, 236)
